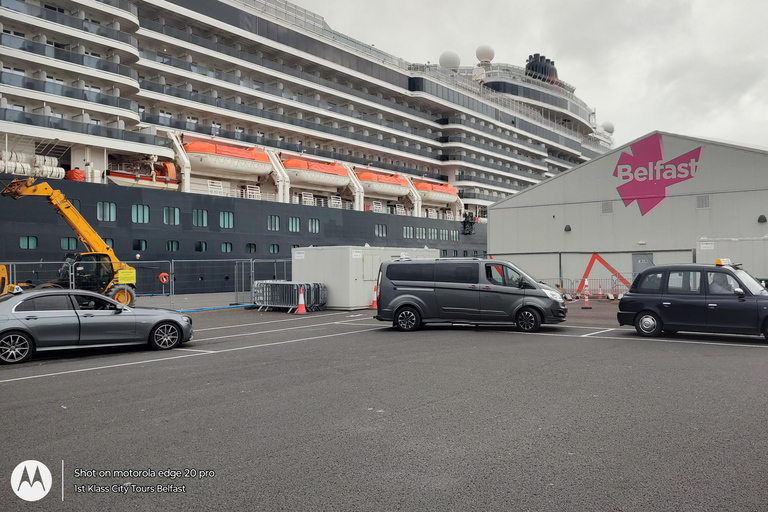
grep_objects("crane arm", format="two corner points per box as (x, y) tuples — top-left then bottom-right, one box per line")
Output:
(1, 178), (118, 259)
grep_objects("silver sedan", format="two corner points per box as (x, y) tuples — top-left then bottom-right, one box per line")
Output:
(0, 289), (193, 364)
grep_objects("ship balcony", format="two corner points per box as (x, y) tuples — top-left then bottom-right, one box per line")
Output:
(78, 0), (139, 31)
(436, 118), (548, 155)
(438, 155), (541, 185)
(0, 0), (140, 62)
(136, 20), (437, 123)
(0, 72), (140, 124)
(0, 108), (172, 155)
(438, 136), (549, 171)
(0, 34), (139, 93)
(137, 52), (438, 143)
(453, 173), (524, 192)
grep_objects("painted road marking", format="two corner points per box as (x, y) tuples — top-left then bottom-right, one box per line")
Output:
(581, 328), (615, 337)
(0, 327), (383, 384)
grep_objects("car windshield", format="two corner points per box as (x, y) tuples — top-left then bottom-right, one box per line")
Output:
(734, 269), (767, 295)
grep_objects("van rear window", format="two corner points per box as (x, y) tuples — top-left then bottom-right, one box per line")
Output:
(386, 264), (434, 281)
(435, 263), (478, 284)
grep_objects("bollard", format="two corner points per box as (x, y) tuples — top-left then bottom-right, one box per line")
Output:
(371, 285), (378, 309)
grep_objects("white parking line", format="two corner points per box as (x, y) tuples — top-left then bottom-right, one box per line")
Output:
(0, 327), (382, 384)
(581, 328), (615, 337)
(175, 348), (216, 354)
(195, 318), (378, 342)
(516, 330), (768, 348)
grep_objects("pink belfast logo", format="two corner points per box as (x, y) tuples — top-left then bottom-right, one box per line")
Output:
(613, 133), (704, 215)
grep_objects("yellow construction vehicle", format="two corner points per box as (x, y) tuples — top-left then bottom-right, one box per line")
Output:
(1, 177), (137, 305)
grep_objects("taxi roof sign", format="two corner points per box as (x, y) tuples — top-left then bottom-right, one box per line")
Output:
(715, 258), (732, 266)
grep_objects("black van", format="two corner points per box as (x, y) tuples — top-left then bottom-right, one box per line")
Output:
(374, 258), (567, 332)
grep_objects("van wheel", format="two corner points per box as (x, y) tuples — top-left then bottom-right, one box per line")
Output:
(515, 307), (541, 333)
(635, 311), (662, 337)
(395, 307), (421, 332)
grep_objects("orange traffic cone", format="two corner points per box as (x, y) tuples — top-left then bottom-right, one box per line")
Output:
(582, 279), (592, 310)
(371, 285), (378, 309)
(296, 286), (307, 314)
(598, 284), (603, 299)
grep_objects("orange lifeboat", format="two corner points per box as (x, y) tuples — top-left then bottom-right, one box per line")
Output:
(414, 182), (459, 204)
(107, 161), (180, 191)
(356, 172), (410, 199)
(281, 159), (350, 189)
(184, 142), (273, 177)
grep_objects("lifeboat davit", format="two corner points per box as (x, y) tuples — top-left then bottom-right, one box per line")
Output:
(356, 172), (410, 199)
(184, 142), (273, 177)
(107, 162), (180, 191)
(414, 182), (459, 204)
(282, 159), (350, 188)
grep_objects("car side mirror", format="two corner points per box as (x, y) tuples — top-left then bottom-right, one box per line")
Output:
(115, 303), (125, 313)
(734, 287), (745, 297)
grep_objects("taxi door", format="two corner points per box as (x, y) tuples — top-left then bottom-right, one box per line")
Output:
(659, 269), (706, 330)
(705, 271), (759, 334)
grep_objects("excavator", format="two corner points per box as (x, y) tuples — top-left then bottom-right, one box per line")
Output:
(0, 177), (137, 305)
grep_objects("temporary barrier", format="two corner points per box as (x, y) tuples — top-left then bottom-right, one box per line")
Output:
(252, 280), (327, 312)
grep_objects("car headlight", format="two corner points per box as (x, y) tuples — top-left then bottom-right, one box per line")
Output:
(544, 289), (563, 302)
(181, 315), (192, 324)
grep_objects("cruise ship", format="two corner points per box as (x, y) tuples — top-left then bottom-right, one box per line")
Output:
(0, 0), (613, 292)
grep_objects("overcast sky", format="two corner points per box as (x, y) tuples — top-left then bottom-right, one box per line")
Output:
(293, 0), (768, 149)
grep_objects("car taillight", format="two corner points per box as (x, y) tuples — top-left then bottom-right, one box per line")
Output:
(376, 271), (382, 301)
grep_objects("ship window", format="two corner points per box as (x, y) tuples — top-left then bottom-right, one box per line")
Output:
(428, 228), (437, 240)
(473, 250), (479, 257)
(195, 241), (207, 252)
(97, 201), (116, 222)
(453, 250), (458, 257)
(166, 240), (179, 252)
(267, 215), (280, 231)
(288, 217), (300, 232)
(132, 204), (150, 224)
(133, 239), (147, 251)
(220, 211), (234, 229)
(245, 243), (256, 254)
(440, 229), (449, 241)
(164, 207), (180, 225)
(221, 242), (232, 253)
(193, 209), (208, 227)
(308, 218), (320, 233)
(451, 230), (460, 241)
(403, 226), (414, 239)
(375, 224), (387, 237)
(415, 227), (426, 240)
(20, 236), (38, 250)
(441, 250), (448, 257)
(269, 244), (279, 254)
(105, 239), (113, 248)
(61, 237), (77, 250)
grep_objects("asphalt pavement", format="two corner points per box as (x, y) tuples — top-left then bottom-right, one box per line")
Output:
(3, 302), (768, 511)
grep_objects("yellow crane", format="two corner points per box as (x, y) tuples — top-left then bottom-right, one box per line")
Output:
(1, 177), (137, 305)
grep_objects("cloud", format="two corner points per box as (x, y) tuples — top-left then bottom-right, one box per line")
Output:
(293, 0), (768, 148)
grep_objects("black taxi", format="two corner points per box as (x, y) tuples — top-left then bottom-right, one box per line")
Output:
(617, 259), (768, 337)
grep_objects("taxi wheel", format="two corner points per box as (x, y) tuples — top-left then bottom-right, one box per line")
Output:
(515, 307), (541, 333)
(635, 311), (662, 337)
(0, 331), (34, 364)
(395, 307), (421, 332)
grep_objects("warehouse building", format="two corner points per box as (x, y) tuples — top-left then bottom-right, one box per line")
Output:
(488, 131), (768, 287)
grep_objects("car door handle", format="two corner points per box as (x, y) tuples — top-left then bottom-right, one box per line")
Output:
(483, 286), (492, 290)
(83, 313), (95, 318)
(469, 285), (477, 289)
(662, 302), (671, 307)
(24, 316), (38, 320)
(708, 304), (717, 308)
